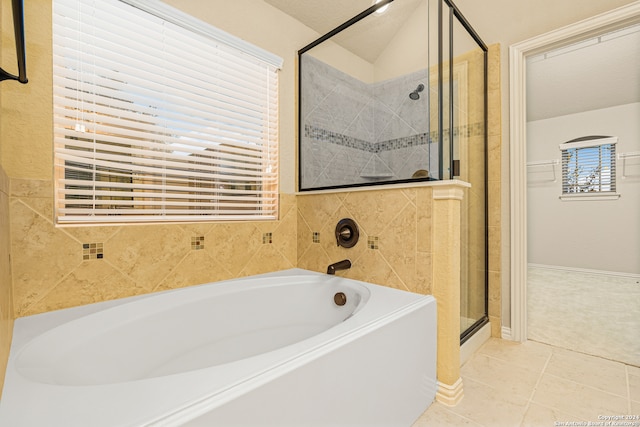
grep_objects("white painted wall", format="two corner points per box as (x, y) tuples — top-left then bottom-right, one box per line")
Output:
(527, 103), (640, 274)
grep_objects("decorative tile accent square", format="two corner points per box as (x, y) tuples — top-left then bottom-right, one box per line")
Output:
(313, 232), (320, 243)
(368, 236), (379, 250)
(191, 236), (205, 250)
(82, 242), (104, 260)
(263, 232), (273, 244)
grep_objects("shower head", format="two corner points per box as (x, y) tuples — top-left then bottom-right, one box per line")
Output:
(409, 83), (425, 100)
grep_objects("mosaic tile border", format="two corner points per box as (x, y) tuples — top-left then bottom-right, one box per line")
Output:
(305, 123), (484, 154)
(305, 125), (374, 152)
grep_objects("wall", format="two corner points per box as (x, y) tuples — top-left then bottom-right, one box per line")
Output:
(373, 0), (429, 81)
(0, 0), (15, 399)
(527, 103), (640, 274)
(297, 187), (434, 293)
(0, 0), (318, 318)
(450, 0), (637, 329)
(486, 46), (502, 338)
(0, 167), (12, 399)
(10, 181), (298, 315)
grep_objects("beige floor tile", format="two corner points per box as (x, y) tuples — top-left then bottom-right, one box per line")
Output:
(532, 373), (628, 421)
(520, 403), (587, 427)
(545, 347), (627, 397)
(628, 364), (640, 377)
(461, 353), (541, 399)
(414, 339), (638, 426)
(478, 337), (552, 372)
(629, 373), (640, 403)
(412, 402), (483, 427)
(448, 377), (529, 427)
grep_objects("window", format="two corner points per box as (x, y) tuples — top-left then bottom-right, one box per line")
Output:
(53, 0), (282, 224)
(560, 136), (618, 200)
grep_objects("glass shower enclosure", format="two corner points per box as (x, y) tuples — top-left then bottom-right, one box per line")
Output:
(297, 0), (488, 343)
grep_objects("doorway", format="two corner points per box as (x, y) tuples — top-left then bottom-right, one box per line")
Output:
(525, 25), (640, 365)
(508, 2), (640, 347)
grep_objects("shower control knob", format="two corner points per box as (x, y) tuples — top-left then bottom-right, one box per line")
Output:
(339, 228), (352, 239)
(335, 218), (359, 248)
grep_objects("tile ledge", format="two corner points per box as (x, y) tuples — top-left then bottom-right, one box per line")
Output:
(296, 179), (470, 196)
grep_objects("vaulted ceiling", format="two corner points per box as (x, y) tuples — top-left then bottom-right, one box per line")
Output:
(264, 1), (639, 121)
(264, 0), (424, 63)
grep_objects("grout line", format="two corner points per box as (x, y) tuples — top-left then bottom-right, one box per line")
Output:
(530, 337), (637, 367)
(542, 370), (629, 400)
(18, 268), (77, 317)
(13, 198), (54, 226)
(433, 402), (487, 427)
(474, 350), (548, 374)
(150, 249), (192, 292)
(521, 349), (553, 419)
(626, 365), (632, 414)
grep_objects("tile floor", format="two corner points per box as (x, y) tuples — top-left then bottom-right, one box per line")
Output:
(413, 338), (640, 427)
(528, 266), (640, 366)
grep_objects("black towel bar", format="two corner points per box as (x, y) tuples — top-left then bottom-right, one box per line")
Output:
(0, 0), (28, 84)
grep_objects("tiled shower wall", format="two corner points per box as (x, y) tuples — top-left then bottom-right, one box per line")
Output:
(9, 180), (297, 317)
(0, 167), (13, 398)
(300, 55), (438, 188)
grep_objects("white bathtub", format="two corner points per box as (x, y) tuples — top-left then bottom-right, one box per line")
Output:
(0, 269), (436, 426)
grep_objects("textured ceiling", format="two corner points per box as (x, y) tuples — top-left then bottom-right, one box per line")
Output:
(263, 0), (374, 35)
(264, 0), (424, 62)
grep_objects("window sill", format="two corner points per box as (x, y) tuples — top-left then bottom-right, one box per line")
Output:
(559, 193), (620, 201)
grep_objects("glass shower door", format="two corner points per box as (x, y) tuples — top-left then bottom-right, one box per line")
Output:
(436, 0), (489, 341)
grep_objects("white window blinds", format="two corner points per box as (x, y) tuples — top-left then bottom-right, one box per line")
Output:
(53, 0), (282, 224)
(560, 136), (617, 195)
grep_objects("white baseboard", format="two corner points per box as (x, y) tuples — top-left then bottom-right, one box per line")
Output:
(501, 326), (512, 340)
(528, 263), (640, 280)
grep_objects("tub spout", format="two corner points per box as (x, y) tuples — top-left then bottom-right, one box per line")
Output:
(327, 259), (351, 275)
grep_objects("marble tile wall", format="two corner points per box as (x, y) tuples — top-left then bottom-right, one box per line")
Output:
(0, 166), (13, 398)
(297, 186), (433, 294)
(9, 179), (297, 316)
(487, 44), (502, 338)
(300, 55), (435, 188)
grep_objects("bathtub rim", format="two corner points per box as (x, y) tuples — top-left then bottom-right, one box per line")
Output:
(0, 268), (436, 427)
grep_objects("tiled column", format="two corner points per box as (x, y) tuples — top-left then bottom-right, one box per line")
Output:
(432, 182), (468, 406)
